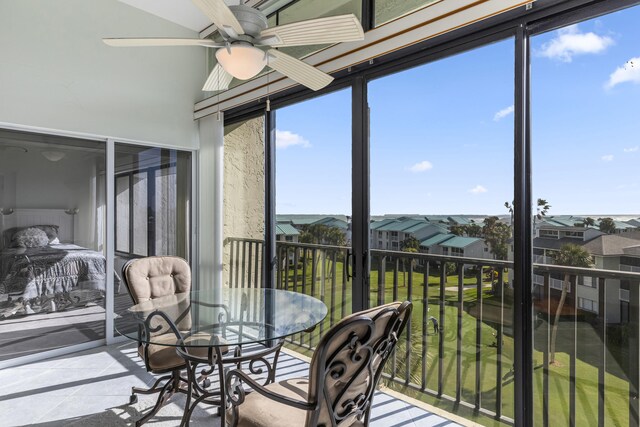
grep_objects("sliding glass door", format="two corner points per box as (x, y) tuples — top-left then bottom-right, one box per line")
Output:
(0, 129), (106, 361)
(113, 143), (192, 330)
(274, 88), (353, 352)
(531, 6), (640, 426)
(368, 38), (516, 422)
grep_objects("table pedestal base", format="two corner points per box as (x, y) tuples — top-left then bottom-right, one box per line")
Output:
(177, 341), (284, 427)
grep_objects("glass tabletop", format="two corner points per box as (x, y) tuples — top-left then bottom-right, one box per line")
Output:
(115, 288), (328, 348)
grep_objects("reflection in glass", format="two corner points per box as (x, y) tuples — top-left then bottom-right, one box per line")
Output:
(0, 129), (106, 360)
(113, 144), (192, 335)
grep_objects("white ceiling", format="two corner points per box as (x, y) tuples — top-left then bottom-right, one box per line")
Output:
(117, 0), (215, 32)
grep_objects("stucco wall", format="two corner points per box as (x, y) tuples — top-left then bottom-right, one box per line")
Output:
(222, 117), (265, 287)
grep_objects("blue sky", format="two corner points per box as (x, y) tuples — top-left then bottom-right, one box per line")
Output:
(275, 6), (640, 216)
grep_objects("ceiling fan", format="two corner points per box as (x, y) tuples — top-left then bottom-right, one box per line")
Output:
(103, 0), (365, 92)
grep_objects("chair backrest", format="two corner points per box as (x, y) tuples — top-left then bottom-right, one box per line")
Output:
(122, 256), (192, 333)
(307, 300), (412, 427)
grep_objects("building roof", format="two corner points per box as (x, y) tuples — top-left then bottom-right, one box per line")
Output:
(582, 234), (640, 256)
(626, 219), (640, 227)
(539, 218), (582, 228)
(424, 216), (451, 224)
(370, 218), (397, 230)
(439, 236), (483, 249)
(533, 237), (588, 251)
(448, 216), (473, 225)
(420, 233), (455, 247)
(312, 217), (348, 230)
(373, 218), (426, 232)
(276, 214), (348, 225)
(612, 220), (637, 230)
(276, 223), (300, 236)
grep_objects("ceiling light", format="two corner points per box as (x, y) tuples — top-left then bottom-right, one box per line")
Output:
(41, 150), (66, 162)
(215, 43), (267, 80)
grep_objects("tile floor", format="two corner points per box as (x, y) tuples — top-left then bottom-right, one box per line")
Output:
(0, 343), (465, 426)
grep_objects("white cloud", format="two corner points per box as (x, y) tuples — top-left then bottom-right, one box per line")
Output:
(469, 185), (488, 194)
(601, 154), (614, 162)
(493, 105), (514, 121)
(408, 160), (433, 173)
(624, 146), (639, 152)
(538, 24), (614, 62)
(605, 57), (640, 89)
(275, 129), (311, 149)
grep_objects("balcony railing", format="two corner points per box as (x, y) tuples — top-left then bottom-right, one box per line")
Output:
(225, 238), (640, 427)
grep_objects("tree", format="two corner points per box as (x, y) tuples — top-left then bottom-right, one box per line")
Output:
(482, 216), (510, 261)
(451, 223), (482, 238)
(450, 225), (465, 236)
(299, 224), (346, 246)
(505, 201), (514, 227)
(584, 217), (596, 227)
(400, 236), (420, 252)
(536, 198), (551, 220)
(466, 223), (482, 238)
(549, 244), (594, 365)
(598, 217), (616, 234)
(505, 198), (551, 228)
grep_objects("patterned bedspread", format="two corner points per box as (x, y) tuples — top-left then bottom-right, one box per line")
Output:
(0, 244), (106, 318)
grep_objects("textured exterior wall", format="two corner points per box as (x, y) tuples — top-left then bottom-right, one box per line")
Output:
(223, 117), (265, 287)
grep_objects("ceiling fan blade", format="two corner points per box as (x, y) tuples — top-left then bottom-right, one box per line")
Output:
(267, 49), (333, 91)
(259, 14), (364, 47)
(103, 38), (223, 48)
(192, 0), (244, 36)
(202, 63), (234, 92)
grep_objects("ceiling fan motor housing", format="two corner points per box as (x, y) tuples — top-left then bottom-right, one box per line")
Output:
(229, 5), (268, 38)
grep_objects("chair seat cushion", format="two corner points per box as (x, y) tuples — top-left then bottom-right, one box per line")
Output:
(140, 333), (229, 372)
(228, 378), (309, 427)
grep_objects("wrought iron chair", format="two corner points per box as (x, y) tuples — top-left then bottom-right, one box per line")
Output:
(121, 255), (222, 426)
(225, 300), (413, 427)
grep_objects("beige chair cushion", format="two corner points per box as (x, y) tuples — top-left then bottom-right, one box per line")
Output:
(140, 332), (229, 372)
(124, 256), (191, 303)
(227, 378), (309, 427)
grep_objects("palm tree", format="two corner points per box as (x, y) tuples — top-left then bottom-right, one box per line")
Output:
(536, 198), (551, 220)
(549, 244), (594, 364)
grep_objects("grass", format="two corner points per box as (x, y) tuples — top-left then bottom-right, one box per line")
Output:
(278, 258), (631, 426)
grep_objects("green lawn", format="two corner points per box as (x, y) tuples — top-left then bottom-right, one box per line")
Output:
(278, 258), (631, 427)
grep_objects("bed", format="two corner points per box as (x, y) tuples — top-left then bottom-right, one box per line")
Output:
(0, 210), (106, 319)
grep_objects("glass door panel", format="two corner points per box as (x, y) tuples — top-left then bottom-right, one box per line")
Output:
(0, 129), (106, 361)
(531, 7), (640, 426)
(223, 117), (266, 290)
(275, 88), (353, 354)
(368, 39), (515, 424)
(113, 144), (192, 333)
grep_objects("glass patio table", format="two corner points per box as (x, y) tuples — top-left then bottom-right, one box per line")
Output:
(115, 288), (327, 426)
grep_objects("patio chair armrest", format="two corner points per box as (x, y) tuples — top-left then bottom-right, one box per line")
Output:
(225, 368), (314, 411)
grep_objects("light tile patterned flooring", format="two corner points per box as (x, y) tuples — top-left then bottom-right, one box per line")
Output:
(0, 343), (464, 426)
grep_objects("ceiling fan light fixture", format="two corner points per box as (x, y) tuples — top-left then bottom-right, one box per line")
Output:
(215, 43), (266, 80)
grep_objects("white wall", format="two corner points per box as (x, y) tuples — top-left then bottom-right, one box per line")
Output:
(0, 0), (205, 148)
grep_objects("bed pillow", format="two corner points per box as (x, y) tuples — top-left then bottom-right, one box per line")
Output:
(11, 227), (50, 248)
(33, 225), (60, 243)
